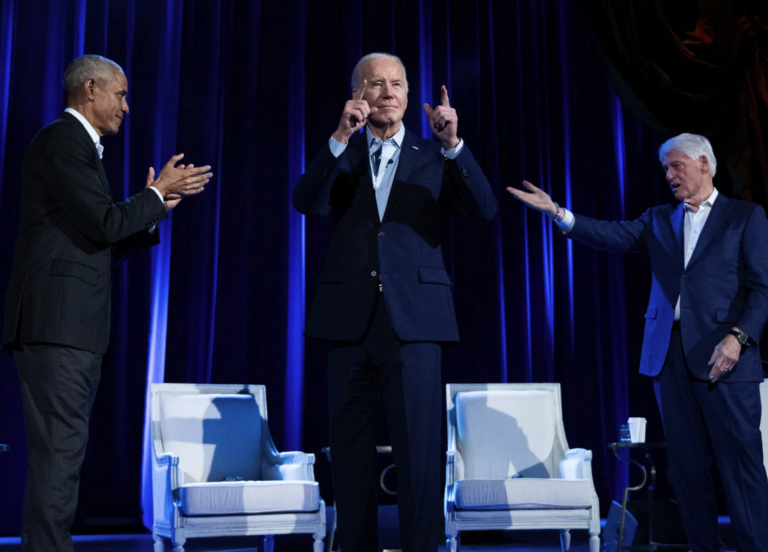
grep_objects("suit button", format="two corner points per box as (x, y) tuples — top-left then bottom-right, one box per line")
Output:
(682, 274), (688, 279)
(378, 232), (385, 238)
(371, 271), (377, 277)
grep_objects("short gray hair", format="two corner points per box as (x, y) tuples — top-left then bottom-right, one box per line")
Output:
(351, 52), (409, 92)
(63, 54), (124, 95)
(658, 133), (717, 177)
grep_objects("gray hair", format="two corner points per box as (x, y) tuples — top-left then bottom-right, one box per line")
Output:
(351, 52), (409, 92)
(658, 133), (717, 177)
(64, 54), (124, 95)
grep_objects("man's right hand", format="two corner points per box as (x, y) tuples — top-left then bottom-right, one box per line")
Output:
(151, 153), (213, 198)
(507, 181), (559, 219)
(332, 80), (377, 144)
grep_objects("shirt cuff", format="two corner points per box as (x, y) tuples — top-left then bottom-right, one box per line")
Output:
(148, 186), (165, 203)
(441, 139), (464, 159)
(555, 208), (575, 233)
(328, 135), (348, 158)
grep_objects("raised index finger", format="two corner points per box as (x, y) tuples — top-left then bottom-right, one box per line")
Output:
(355, 79), (368, 101)
(441, 85), (450, 107)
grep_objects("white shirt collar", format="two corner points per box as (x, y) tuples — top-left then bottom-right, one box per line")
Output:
(683, 187), (718, 212)
(64, 108), (103, 158)
(366, 124), (405, 150)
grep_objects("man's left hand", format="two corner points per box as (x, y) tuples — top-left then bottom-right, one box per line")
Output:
(423, 85), (459, 150)
(146, 166), (184, 212)
(707, 333), (742, 382)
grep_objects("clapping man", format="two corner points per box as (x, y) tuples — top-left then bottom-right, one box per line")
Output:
(293, 53), (496, 551)
(2, 54), (212, 552)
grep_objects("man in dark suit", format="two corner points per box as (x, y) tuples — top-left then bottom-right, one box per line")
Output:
(1, 54), (212, 552)
(508, 133), (768, 552)
(293, 52), (497, 552)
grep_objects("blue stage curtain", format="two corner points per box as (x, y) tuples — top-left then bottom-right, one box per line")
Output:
(0, 0), (683, 535)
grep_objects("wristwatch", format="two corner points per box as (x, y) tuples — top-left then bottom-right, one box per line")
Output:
(728, 329), (749, 353)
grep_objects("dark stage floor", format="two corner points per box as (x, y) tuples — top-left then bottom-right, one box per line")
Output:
(0, 508), (736, 552)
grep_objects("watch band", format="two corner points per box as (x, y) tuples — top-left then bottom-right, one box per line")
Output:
(728, 330), (749, 355)
(728, 329), (748, 344)
(552, 202), (563, 222)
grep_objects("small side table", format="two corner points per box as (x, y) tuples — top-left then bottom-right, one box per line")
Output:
(608, 442), (687, 551)
(0, 444), (8, 452)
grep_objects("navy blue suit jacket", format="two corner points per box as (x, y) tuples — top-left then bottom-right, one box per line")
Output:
(568, 195), (768, 381)
(293, 128), (497, 342)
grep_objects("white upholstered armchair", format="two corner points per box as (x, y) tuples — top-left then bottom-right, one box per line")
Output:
(150, 383), (325, 552)
(445, 383), (600, 552)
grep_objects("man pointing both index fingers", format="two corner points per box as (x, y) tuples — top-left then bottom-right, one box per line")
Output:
(294, 52), (496, 552)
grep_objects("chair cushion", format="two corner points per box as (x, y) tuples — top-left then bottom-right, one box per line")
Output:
(454, 478), (595, 510)
(180, 481), (321, 516)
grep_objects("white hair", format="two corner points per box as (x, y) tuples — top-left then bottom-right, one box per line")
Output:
(64, 55), (124, 96)
(351, 52), (409, 92)
(658, 133), (717, 177)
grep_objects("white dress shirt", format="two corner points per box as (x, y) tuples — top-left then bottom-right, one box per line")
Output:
(64, 108), (164, 204)
(329, 125), (464, 221)
(555, 188), (720, 320)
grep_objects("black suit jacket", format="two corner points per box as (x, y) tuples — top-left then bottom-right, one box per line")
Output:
(2, 112), (167, 354)
(293, 128), (497, 342)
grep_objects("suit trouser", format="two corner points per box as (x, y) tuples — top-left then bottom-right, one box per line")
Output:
(327, 293), (443, 552)
(653, 328), (768, 552)
(14, 344), (102, 552)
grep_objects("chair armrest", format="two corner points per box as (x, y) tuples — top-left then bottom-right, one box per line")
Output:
(262, 451), (316, 481)
(445, 450), (455, 486)
(560, 448), (593, 480)
(445, 451), (456, 515)
(152, 452), (182, 527)
(278, 451), (315, 465)
(156, 452), (180, 468)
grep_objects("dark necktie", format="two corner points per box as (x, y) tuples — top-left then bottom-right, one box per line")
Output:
(371, 140), (383, 177)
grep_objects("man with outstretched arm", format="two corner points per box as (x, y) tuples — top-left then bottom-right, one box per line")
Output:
(2, 54), (212, 552)
(293, 52), (496, 552)
(508, 133), (768, 552)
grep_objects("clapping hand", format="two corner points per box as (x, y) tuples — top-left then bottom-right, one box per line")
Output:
(506, 181), (559, 219)
(151, 153), (213, 200)
(333, 80), (377, 144)
(146, 166), (182, 212)
(423, 85), (459, 150)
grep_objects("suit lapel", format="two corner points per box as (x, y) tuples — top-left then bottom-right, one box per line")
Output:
(347, 131), (378, 221)
(95, 155), (113, 199)
(61, 112), (112, 198)
(669, 203), (685, 269)
(686, 194), (731, 269)
(381, 129), (420, 223)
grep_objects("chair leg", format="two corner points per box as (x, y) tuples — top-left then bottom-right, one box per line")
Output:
(313, 533), (324, 552)
(171, 527), (186, 552)
(589, 533), (600, 552)
(560, 529), (571, 551)
(152, 527), (164, 552)
(446, 532), (460, 552)
(263, 535), (274, 552)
